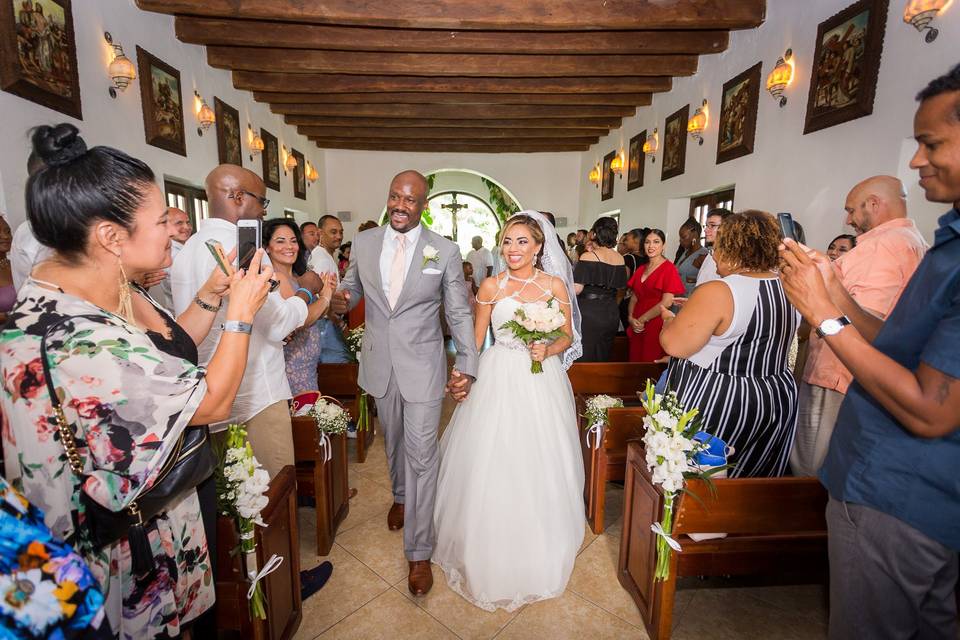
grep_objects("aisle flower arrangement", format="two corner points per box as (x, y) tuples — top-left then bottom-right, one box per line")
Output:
(310, 397), (350, 462)
(344, 325), (371, 432)
(500, 299), (567, 373)
(583, 394), (624, 449)
(215, 424), (277, 620)
(639, 380), (725, 581)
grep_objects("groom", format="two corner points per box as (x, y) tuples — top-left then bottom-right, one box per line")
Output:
(331, 170), (479, 595)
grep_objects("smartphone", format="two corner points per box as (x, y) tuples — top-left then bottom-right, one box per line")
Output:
(237, 219), (261, 272)
(204, 239), (234, 277)
(777, 212), (797, 242)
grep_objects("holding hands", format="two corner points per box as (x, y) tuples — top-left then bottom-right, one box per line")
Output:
(446, 369), (474, 403)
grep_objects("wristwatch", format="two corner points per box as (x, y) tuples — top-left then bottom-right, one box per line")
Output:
(221, 321), (253, 335)
(815, 315), (851, 338)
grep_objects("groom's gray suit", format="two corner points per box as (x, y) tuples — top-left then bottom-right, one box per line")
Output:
(339, 223), (478, 561)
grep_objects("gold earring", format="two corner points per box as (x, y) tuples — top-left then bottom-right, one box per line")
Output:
(116, 258), (134, 323)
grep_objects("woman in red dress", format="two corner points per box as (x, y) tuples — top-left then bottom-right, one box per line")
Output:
(626, 229), (685, 361)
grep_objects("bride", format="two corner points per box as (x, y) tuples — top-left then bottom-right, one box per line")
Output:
(433, 211), (585, 612)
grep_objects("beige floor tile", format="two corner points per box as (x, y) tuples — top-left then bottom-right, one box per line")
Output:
(578, 521), (599, 555)
(734, 584), (829, 627)
(337, 472), (395, 534)
(335, 511), (408, 584)
(393, 563), (518, 640)
(495, 590), (648, 640)
(568, 534), (644, 628)
(293, 543), (392, 639)
(672, 588), (827, 640)
(317, 588), (458, 640)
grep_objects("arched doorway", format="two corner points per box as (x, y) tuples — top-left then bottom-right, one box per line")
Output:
(427, 191), (500, 257)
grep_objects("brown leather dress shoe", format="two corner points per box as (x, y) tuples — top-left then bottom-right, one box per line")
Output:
(408, 560), (433, 596)
(387, 502), (404, 530)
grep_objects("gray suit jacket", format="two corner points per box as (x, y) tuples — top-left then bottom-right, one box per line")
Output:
(339, 225), (479, 403)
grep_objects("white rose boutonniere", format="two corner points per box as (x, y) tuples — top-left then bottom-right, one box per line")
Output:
(422, 245), (440, 268)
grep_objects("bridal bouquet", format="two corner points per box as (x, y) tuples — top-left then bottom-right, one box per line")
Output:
(310, 397), (349, 462)
(640, 380), (724, 582)
(499, 298), (567, 373)
(343, 326), (371, 432)
(583, 394), (624, 449)
(215, 424), (275, 620)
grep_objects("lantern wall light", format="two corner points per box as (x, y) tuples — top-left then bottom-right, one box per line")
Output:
(248, 123), (264, 160)
(903, 0), (953, 43)
(588, 163), (601, 188)
(610, 148), (625, 177)
(104, 32), (135, 99)
(194, 91), (215, 136)
(642, 128), (659, 163)
(766, 48), (795, 108)
(687, 99), (709, 145)
(282, 145), (297, 175)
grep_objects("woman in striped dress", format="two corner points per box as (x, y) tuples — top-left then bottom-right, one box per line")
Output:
(659, 210), (799, 477)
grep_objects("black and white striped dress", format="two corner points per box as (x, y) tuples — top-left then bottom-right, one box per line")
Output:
(667, 275), (799, 477)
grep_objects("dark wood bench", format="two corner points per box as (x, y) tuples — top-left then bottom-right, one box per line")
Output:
(316, 363), (376, 463)
(567, 362), (666, 533)
(618, 441), (829, 640)
(291, 414), (350, 556)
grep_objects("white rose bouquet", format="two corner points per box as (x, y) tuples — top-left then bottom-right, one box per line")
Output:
(215, 424), (275, 620)
(499, 298), (568, 373)
(583, 394), (624, 449)
(640, 380), (726, 582)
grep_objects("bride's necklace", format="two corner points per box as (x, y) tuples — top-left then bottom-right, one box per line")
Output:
(506, 269), (538, 284)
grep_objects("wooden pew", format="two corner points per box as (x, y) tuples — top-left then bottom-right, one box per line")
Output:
(567, 362), (666, 533)
(291, 415), (350, 556)
(618, 442), (828, 640)
(316, 363), (376, 463)
(611, 335), (629, 361)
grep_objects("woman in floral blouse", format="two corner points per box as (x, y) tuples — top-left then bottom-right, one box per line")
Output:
(0, 124), (273, 638)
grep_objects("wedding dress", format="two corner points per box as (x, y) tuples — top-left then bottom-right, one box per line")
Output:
(432, 289), (586, 612)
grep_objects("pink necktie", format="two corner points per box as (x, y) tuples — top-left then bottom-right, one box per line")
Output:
(388, 235), (407, 309)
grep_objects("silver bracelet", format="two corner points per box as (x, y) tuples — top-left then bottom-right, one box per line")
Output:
(221, 320), (252, 335)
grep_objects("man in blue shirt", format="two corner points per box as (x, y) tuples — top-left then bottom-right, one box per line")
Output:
(780, 65), (960, 639)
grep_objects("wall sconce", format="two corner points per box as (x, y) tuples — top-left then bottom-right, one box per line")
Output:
(766, 49), (794, 108)
(610, 149), (625, 177)
(194, 91), (215, 136)
(282, 145), (297, 175)
(306, 162), (319, 185)
(904, 0), (953, 43)
(248, 123), (264, 160)
(642, 129), (659, 163)
(588, 163), (601, 188)
(687, 99), (709, 145)
(104, 32), (135, 99)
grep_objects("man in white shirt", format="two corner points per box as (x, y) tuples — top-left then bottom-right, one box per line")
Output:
(150, 207), (192, 313)
(695, 208), (733, 287)
(310, 215), (351, 363)
(10, 153), (52, 290)
(465, 236), (492, 288)
(172, 165), (308, 478)
(300, 221), (319, 270)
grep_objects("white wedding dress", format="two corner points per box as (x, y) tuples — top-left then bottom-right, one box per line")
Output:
(432, 294), (586, 612)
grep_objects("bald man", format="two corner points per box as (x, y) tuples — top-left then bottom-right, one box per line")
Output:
(171, 165), (308, 478)
(790, 175), (929, 476)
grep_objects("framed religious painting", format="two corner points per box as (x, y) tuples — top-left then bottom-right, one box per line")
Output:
(716, 62), (762, 164)
(0, 0), (82, 119)
(600, 150), (615, 201)
(627, 131), (645, 191)
(803, 0), (887, 135)
(214, 97), (242, 166)
(136, 46), (186, 156)
(260, 128), (280, 191)
(661, 105), (689, 181)
(292, 148), (306, 200)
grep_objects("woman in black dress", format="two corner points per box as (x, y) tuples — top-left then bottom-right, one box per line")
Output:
(574, 217), (627, 361)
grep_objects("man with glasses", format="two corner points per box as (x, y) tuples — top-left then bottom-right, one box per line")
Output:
(695, 208), (733, 286)
(171, 164), (309, 478)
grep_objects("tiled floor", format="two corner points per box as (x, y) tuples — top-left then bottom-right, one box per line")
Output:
(293, 412), (830, 640)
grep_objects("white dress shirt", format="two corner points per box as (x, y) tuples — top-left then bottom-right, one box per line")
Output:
(10, 221), (53, 291)
(310, 245), (340, 285)
(171, 218), (307, 430)
(465, 247), (493, 287)
(379, 223), (422, 300)
(695, 251), (719, 287)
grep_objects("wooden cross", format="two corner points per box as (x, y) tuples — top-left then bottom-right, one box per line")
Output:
(441, 193), (468, 240)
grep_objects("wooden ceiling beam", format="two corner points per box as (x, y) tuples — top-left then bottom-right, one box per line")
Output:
(235, 72), (672, 94)
(175, 18), (729, 55)
(311, 140), (591, 153)
(298, 126), (604, 139)
(256, 91), (652, 107)
(209, 47), (698, 77)
(273, 103), (633, 119)
(137, 0), (766, 31)
(284, 115), (622, 129)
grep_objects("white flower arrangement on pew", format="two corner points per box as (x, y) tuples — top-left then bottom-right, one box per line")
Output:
(499, 298), (568, 373)
(215, 423), (280, 620)
(583, 394), (624, 449)
(310, 396), (350, 463)
(640, 380), (727, 582)
(343, 326), (371, 432)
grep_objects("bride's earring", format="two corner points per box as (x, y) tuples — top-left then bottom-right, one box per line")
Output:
(116, 256), (134, 323)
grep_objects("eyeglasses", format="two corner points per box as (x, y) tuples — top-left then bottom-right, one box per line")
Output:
(234, 190), (270, 210)
(705, 222), (722, 230)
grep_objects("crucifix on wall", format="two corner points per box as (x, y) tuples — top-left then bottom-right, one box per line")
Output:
(441, 193), (469, 240)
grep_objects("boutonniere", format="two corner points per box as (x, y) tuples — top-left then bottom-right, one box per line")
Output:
(422, 245), (440, 268)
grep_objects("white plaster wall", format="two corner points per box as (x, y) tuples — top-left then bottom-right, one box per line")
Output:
(321, 150), (582, 238)
(0, 0), (326, 227)
(577, 0), (960, 255)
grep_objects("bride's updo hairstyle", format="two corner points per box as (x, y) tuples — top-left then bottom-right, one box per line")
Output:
(26, 123), (155, 261)
(499, 215), (545, 269)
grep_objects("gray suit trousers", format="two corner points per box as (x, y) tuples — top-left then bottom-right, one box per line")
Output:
(374, 370), (443, 562)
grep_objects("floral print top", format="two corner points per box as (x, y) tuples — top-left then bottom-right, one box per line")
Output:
(0, 282), (214, 639)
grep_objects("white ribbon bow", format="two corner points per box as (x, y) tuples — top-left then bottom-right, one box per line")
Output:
(650, 522), (682, 552)
(318, 431), (332, 463)
(247, 553), (284, 600)
(586, 421), (604, 449)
